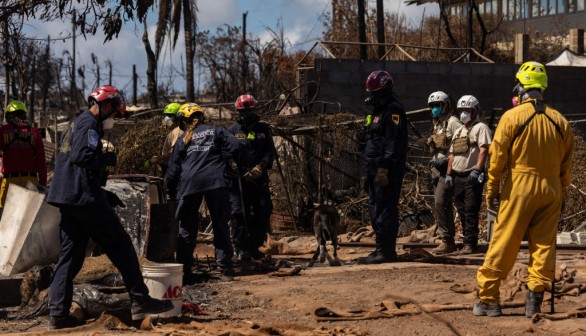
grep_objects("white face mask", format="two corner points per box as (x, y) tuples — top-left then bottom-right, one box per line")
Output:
(460, 111), (471, 124)
(102, 118), (115, 130)
(162, 116), (174, 127)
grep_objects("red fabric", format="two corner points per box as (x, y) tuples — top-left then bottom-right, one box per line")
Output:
(0, 122), (47, 186)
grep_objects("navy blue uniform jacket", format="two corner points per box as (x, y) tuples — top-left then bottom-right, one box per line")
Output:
(48, 111), (109, 206)
(226, 122), (274, 183)
(362, 99), (408, 178)
(166, 124), (238, 198)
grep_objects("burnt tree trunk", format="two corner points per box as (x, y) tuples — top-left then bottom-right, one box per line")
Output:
(142, 20), (158, 109)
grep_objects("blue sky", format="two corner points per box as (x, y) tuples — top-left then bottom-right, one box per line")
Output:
(22, 0), (438, 98)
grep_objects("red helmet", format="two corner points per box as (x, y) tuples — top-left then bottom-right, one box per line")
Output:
(88, 85), (127, 117)
(234, 94), (257, 110)
(366, 70), (394, 92)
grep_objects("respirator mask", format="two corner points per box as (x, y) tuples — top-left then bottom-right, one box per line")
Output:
(459, 111), (472, 124)
(102, 117), (115, 130)
(163, 116), (174, 127)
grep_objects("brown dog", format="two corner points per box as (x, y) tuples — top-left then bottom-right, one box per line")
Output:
(307, 204), (341, 267)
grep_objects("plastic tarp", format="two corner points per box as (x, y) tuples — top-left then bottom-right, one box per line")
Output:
(546, 48), (586, 67)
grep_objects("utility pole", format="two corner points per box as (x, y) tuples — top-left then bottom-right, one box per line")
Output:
(376, 0), (385, 59)
(357, 0), (367, 60)
(466, 0), (473, 61)
(78, 65), (85, 98)
(71, 13), (77, 115)
(3, 20), (10, 123)
(132, 64), (137, 106)
(92, 53), (100, 88)
(29, 57), (36, 125)
(107, 60), (112, 85)
(42, 35), (50, 125)
(242, 11), (248, 92)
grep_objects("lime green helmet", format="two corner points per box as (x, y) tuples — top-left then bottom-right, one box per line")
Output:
(515, 61), (547, 91)
(6, 100), (27, 113)
(164, 102), (181, 115)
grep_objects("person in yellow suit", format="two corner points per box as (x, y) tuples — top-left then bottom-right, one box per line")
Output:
(473, 61), (574, 317)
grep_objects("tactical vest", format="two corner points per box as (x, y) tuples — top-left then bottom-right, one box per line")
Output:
(452, 122), (478, 155)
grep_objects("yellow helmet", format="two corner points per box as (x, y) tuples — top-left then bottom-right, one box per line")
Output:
(177, 103), (203, 119)
(515, 61), (547, 91)
(6, 100), (27, 113)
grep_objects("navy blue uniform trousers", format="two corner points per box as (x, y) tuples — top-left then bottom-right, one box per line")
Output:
(367, 175), (404, 257)
(49, 203), (148, 317)
(175, 187), (233, 275)
(229, 178), (273, 253)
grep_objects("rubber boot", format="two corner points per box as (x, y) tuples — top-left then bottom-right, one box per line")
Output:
(525, 290), (544, 318)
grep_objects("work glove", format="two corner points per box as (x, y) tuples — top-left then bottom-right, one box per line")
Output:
(444, 175), (454, 189)
(360, 176), (369, 194)
(428, 158), (448, 173)
(103, 152), (117, 167)
(468, 168), (483, 184)
(373, 168), (389, 187)
(104, 189), (125, 208)
(485, 187), (500, 211)
(244, 164), (263, 180)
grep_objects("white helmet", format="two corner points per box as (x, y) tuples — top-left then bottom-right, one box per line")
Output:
(428, 91), (449, 105)
(457, 95), (480, 110)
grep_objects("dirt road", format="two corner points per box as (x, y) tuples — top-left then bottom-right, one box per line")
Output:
(1, 237), (585, 336)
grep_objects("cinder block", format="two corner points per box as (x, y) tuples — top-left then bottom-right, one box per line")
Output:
(557, 232), (586, 245)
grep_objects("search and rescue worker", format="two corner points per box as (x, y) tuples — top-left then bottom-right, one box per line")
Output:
(145, 102), (183, 176)
(227, 94), (275, 261)
(47, 85), (173, 330)
(474, 62), (574, 317)
(0, 100), (47, 210)
(165, 103), (238, 284)
(357, 70), (408, 264)
(446, 95), (491, 255)
(426, 91), (462, 254)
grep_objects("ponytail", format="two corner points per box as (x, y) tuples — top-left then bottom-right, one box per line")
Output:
(183, 118), (200, 146)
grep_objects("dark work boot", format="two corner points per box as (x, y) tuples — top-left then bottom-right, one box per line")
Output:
(356, 248), (396, 265)
(131, 296), (174, 320)
(48, 315), (84, 330)
(525, 290), (544, 317)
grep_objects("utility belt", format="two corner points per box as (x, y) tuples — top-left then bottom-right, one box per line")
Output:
(451, 170), (471, 177)
(4, 172), (37, 178)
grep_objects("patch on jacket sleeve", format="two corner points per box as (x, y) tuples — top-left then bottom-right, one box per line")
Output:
(392, 114), (400, 125)
(88, 129), (100, 149)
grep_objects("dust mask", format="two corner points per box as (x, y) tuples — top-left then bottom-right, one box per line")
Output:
(163, 116), (174, 127)
(431, 106), (443, 118)
(102, 118), (115, 130)
(460, 111), (471, 124)
(512, 96), (520, 107)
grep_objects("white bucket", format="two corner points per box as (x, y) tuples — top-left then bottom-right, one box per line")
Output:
(142, 263), (183, 317)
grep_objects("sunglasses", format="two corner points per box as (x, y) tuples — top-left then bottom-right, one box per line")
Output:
(429, 103), (442, 108)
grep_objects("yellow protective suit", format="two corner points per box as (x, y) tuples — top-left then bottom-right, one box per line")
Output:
(477, 98), (574, 304)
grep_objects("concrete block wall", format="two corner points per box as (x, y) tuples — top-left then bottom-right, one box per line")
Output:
(305, 59), (586, 118)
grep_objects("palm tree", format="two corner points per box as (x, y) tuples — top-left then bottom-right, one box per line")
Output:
(155, 0), (198, 101)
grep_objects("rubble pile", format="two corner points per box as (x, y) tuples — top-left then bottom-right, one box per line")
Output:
(108, 113), (586, 236)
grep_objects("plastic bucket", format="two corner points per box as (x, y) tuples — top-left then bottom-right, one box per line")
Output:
(142, 263), (183, 317)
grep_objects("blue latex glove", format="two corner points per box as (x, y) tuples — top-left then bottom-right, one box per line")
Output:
(468, 168), (483, 184)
